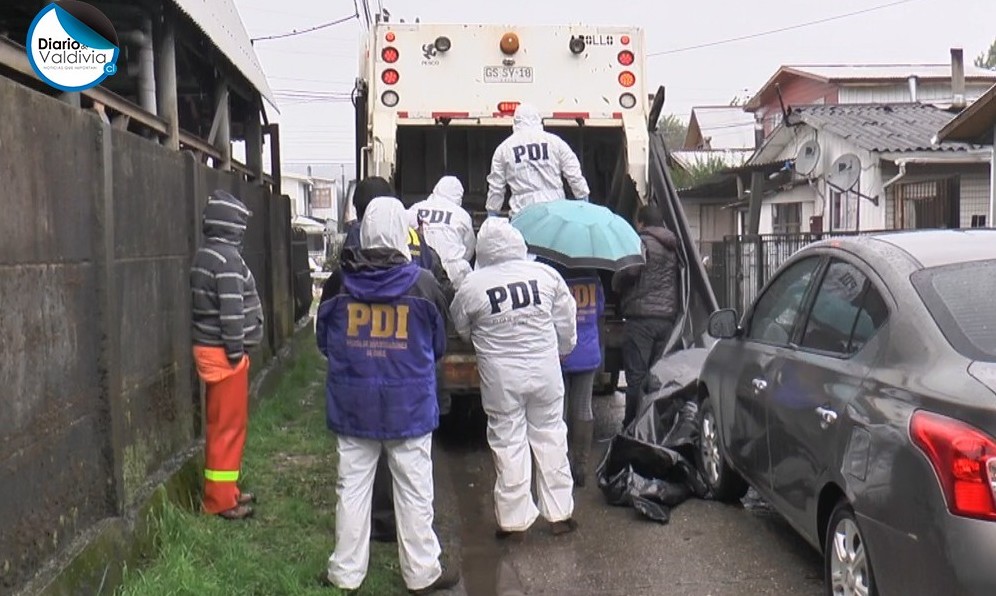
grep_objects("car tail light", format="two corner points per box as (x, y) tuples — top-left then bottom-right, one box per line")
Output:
(911, 410), (996, 521)
(385, 31), (396, 42)
(618, 50), (634, 66)
(497, 101), (520, 115)
(382, 46), (399, 63)
(381, 69), (399, 85)
(618, 71), (636, 88)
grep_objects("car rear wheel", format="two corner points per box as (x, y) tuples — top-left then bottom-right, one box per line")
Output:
(825, 501), (877, 596)
(696, 398), (749, 502)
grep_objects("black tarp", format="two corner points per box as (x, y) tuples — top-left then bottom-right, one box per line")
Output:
(596, 348), (711, 523)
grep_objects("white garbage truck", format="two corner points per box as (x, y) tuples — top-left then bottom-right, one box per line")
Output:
(348, 19), (716, 399)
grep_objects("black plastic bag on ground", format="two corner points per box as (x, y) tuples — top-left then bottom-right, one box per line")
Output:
(596, 348), (711, 523)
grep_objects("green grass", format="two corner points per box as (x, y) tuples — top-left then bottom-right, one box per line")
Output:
(118, 344), (408, 596)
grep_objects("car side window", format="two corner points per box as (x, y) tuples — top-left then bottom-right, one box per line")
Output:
(747, 257), (821, 345)
(801, 259), (889, 355)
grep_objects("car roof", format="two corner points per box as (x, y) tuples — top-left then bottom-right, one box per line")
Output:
(818, 229), (996, 270)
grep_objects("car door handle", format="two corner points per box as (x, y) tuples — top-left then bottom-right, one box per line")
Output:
(816, 406), (838, 428)
(752, 378), (768, 392)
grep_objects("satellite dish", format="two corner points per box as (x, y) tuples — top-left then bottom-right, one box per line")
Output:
(827, 153), (861, 191)
(794, 141), (821, 176)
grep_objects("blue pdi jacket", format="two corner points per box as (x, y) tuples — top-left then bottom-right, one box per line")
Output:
(561, 272), (605, 373)
(317, 247), (449, 440)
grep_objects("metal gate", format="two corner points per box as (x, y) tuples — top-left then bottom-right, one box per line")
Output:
(714, 231), (876, 312)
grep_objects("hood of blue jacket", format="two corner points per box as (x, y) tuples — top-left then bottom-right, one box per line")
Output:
(342, 248), (421, 302)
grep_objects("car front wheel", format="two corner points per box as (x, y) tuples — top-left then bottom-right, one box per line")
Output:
(696, 397), (749, 502)
(825, 501), (877, 596)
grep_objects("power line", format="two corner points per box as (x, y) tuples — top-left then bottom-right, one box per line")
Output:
(251, 13), (357, 43)
(649, 0), (921, 57)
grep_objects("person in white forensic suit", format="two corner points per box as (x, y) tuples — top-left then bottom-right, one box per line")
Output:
(408, 176), (476, 290)
(485, 103), (591, 219)
(450, 218), (580, 539)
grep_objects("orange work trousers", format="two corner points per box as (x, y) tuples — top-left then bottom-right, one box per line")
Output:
(193, 346), (250, 514)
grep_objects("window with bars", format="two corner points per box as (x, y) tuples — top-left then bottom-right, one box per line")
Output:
(893, 178), (960, 230)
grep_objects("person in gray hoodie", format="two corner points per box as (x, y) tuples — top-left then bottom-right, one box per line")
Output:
(190, 189), (264, 520)
(612, 205), (679, 428)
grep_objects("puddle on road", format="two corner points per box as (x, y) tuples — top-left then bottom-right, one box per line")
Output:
(437, 401), (510, 596)
(436, 392), (623, 596)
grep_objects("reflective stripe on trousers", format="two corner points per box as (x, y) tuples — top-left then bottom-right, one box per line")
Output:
(328, 434), (443, 591)
(193, 346), (249, 514)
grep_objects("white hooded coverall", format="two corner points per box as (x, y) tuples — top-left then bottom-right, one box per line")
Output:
(408, 176), (476, 289)
(326, 197), (445, 591)
(450, 219), (578, 531)
(486, 103), (591, 218)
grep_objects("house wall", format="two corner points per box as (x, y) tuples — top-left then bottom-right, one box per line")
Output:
(282, 178), (309, 217)
(681, 199), (737, 245)
(756, 126), (888, 233)
(758, 78), (838, 136)
(839, 82), (994, 105)
(876, 163), (989, 230)
(961, 170), (991, 227)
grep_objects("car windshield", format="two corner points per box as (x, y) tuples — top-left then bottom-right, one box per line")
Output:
(912, 259), (996, 362)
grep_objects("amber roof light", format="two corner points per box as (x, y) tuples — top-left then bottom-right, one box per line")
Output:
(500, 32), (520, 55)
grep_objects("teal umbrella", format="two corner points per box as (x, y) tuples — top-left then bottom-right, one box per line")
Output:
(511, 200), (644, 271)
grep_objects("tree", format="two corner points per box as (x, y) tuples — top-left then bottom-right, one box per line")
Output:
(658, 114), (688, 151)
(975, 38), (996, 70)
(671, 154), (729, 190)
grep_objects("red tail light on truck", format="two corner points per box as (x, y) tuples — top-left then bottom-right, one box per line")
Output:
(911, 410), (996, 521)
(382, 69), (399, 85)
(497, 101), (520, 115)
(382, 47), (399, 63)
(618, 50), (634, 66)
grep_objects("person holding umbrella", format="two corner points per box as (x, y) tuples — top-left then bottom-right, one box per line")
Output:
(509, 199), (646, 448)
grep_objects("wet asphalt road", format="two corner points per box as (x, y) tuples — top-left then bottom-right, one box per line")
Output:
(432, 391), (825, 596)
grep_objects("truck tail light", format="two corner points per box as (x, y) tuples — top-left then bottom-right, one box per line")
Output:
(381, 90), (399, 107)
(911, 410), (996, 521)
(382, 47), (399, 63)
(618, 71), (636, 88)
(618, 50), (634, 66)
(385, 32), (396, 42)
(619, 93), (636, 109)
(621, 35), (631, 46)
(382, 69), (399, 85)
(497, 101), (520, 115)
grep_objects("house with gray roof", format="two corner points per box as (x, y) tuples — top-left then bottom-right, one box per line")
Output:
(746, 103), (992, 234)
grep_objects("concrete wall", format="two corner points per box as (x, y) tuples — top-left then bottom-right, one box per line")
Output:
(0, 76), (294, 593)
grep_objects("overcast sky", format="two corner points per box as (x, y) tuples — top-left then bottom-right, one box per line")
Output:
(233, 0), (994, 173)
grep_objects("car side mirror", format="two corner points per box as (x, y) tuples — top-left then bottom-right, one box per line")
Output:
(708, 309), (741, 339)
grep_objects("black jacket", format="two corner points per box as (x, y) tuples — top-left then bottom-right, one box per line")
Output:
(612, 226), (679, 320)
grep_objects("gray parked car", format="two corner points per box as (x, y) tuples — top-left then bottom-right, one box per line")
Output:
(698, 230), (996, 596)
